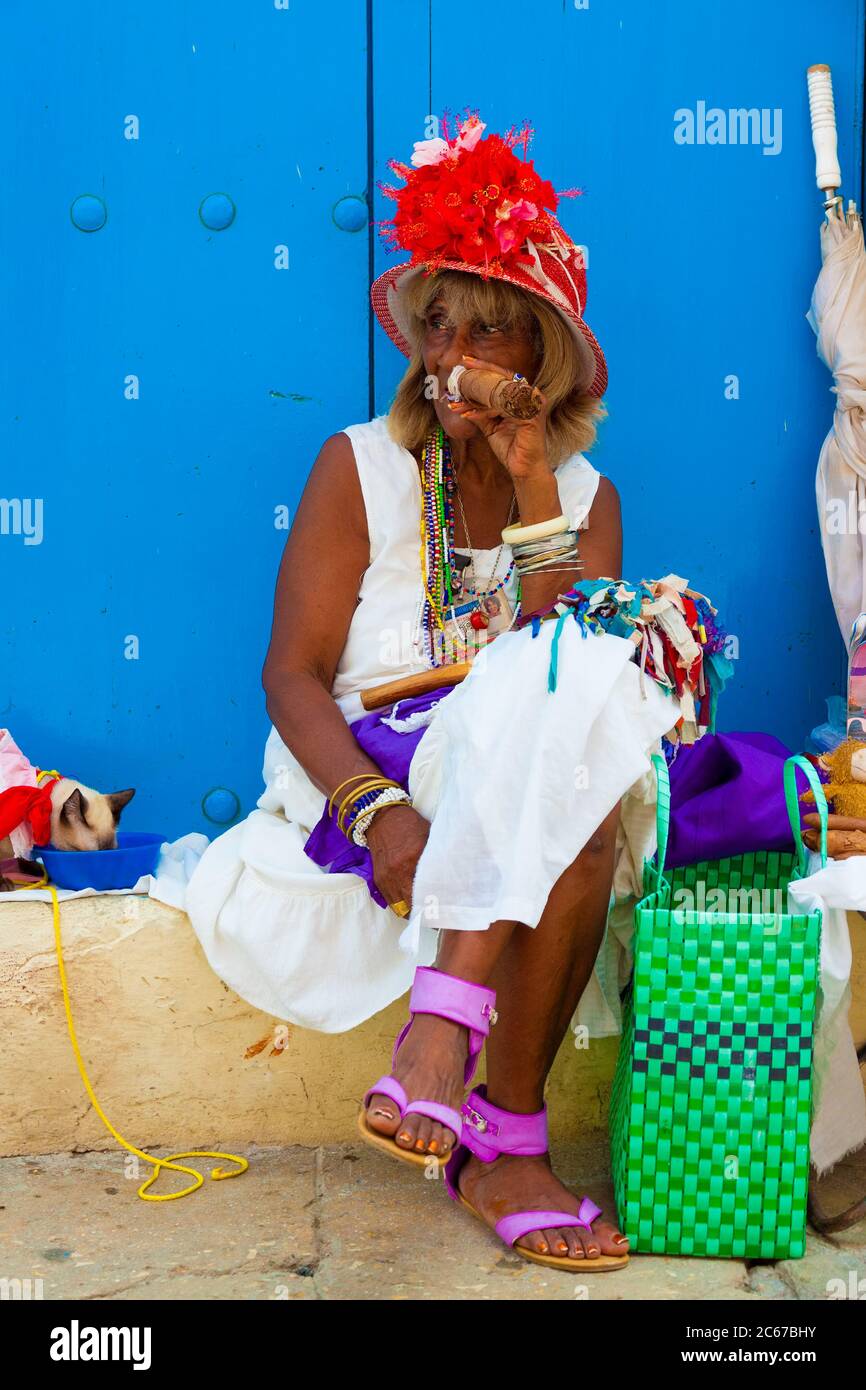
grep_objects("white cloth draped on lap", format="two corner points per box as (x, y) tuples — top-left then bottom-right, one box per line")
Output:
(401, 619), (676, 949)
(185, 617), (678, 1034)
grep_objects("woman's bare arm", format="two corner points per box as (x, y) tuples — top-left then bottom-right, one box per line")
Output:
(573, 475), (623, 582)
(262, 432), (381, 798)
(516, 473), (623, 616)
(262, 432), (428, 907)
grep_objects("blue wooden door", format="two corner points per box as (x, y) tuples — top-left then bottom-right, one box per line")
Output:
(1, 2), (370, 837)
(2, 1), (863, 838)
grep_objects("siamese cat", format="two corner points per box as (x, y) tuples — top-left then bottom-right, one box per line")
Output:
(0, 781), (135, 891)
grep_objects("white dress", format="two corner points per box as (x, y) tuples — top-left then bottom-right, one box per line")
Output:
(185, 416), (679, 1033)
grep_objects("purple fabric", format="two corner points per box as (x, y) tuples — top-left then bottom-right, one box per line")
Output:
(305, 713), (807, 906)
(303, 685), (459, 908)
(665, 731), (800, 869)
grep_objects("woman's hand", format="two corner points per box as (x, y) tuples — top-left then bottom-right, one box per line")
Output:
(365, 803), (431, 915)
(447, 353), (551, 482)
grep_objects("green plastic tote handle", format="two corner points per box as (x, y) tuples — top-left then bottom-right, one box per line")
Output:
(649, 749), (829, 885)
(783, 753), (828, 874)
(649, 752), (671, 891)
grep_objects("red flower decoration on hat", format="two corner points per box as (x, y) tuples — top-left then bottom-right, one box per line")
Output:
(378, 114), (583, 279)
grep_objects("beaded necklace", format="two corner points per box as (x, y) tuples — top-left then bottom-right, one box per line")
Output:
(418, 425), (457, 662)
(418, 425), (521, 664)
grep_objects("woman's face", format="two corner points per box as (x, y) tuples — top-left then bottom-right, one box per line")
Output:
(420, 295), (539, 444)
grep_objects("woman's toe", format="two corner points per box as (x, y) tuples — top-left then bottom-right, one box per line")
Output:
(366, 1094), (401, 1136)
(439, 1126), (456, 1155)
(562, 1227), (585, 1260)
(589, 1220), (628, 1256)
(546, 1228), (571, 1258)
(413, 1117), (433, 1152)
(517, 1228), (550, 1257)
(395, 1117), (418, 1149)
(427, 1122), (445, 1155)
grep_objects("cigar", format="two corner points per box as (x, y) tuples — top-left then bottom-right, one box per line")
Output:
(446, 364), (543, 420)
(802, 827), (866, 858)
(803, 812), (866, 831)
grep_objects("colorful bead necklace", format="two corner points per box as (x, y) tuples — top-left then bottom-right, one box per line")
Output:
(460, 556), (516, 600)
(418, 425), (457, 662)
(419, 425), (524, 663)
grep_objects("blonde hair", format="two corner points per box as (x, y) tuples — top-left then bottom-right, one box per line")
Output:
(386, 269), (606, 466)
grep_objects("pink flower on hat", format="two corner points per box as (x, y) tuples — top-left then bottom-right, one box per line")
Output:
(494, 197), (538, 254)
(454, 115), (486, 153)
(410, 116), (487, 168)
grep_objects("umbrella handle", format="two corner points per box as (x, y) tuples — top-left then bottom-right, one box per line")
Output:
(807, 64), (842, 200)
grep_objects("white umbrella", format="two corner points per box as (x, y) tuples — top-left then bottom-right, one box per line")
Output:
(802, 66), (866, 1225)
(807, 65), (866, 647)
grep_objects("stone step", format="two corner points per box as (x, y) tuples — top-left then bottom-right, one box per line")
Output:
(0, 895), (617, 1157)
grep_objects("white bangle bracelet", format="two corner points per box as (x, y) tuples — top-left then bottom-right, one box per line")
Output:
(501, 514), (570, 546)
(350, 787), (412, 847)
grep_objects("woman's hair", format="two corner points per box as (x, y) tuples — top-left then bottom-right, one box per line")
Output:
(386, 269), (606, 465)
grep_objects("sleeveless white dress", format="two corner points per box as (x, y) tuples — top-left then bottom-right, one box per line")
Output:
(186, 416), (679, 1033)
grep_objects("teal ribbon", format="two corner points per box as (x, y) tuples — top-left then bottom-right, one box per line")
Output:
(547, 609), (571, 693)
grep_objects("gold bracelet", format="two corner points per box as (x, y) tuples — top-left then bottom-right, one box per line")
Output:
(328, 772), (381, 816)
(336, 778), (402, 836)
(336, 779), (393, 832)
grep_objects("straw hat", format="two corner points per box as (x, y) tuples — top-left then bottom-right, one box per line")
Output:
(370, 114), (607, 398)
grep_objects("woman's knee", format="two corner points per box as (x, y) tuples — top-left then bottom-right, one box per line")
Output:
(576, 800), (621, 863)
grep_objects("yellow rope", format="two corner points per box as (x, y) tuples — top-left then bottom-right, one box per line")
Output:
(17, 867), (248, 1201)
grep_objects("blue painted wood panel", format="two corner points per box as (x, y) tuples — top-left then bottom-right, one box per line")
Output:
(374, 0), (865, 752)
(1, 1), (370, 838)
(2, 1), (863, 839)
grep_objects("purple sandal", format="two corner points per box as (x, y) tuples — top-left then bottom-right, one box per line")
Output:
(357, 966), (498, 1169)
(444, 1085), (629, 1271)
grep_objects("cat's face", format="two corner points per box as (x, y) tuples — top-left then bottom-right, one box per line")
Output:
(51, 785), (136, 851)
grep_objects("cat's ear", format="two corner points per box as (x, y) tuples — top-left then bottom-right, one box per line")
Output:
(60, 787), (88, 825)
(106, 788), (136, 822)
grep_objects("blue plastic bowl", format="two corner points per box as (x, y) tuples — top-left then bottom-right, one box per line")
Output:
(37, 832), (166, 891)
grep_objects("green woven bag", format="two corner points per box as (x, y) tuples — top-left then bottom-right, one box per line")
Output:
(609, 752), (828, 1260)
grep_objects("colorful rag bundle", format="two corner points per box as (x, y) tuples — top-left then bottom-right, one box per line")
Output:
(519, 573), (733, 744)
(0, 728), (62, 855)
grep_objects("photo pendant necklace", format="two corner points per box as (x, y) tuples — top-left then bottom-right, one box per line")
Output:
(452, 466), (517, 643)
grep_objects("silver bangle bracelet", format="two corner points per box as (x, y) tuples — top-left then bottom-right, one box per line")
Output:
(517, 544), (578, 572)
(517, 560), (585, 576)
(511, 529), (578, 561)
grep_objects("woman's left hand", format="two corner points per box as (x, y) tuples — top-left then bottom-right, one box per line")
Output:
(447, 354), (551, 482)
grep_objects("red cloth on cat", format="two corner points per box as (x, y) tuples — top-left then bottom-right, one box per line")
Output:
(0, 782), (57, 846)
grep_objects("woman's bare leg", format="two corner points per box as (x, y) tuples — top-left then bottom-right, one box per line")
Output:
(365, 795), (627, 1247)
(364, 919), (519, 1157)
(456, 800), (630, 1260)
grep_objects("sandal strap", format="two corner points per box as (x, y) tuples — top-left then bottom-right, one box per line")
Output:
(403, 1100), (463, 1139)
(362, 1074), (407, 1114)
(460, 1085), (548, 1163)
(409, 966), (498, 1035)
(406, 967), (498, 1086)
(496, 1198), (604, 1249)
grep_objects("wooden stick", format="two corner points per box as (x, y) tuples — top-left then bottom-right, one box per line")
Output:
(360, 663), (472, 711)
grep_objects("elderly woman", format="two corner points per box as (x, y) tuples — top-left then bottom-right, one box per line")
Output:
(187, 117), (711, 1273)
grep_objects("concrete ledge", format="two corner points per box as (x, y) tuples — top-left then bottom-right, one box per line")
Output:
(0, 894), (618, 1157)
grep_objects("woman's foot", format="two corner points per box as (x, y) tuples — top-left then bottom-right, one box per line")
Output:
(456, 1150), (630, 1261)
(365, 1014), (468, 1157)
